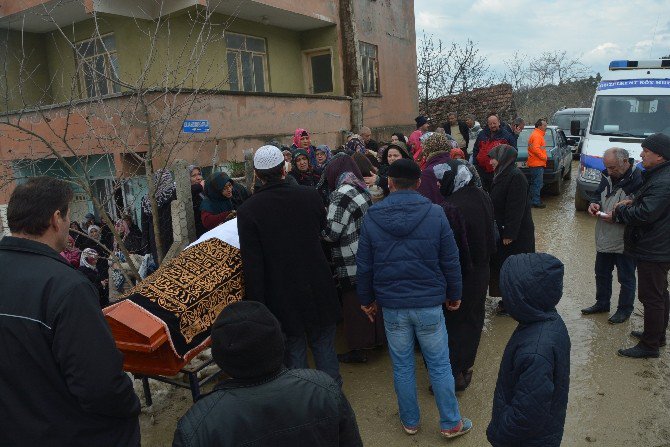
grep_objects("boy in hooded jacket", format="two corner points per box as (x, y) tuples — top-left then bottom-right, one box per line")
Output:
(487, 253), (571, 447)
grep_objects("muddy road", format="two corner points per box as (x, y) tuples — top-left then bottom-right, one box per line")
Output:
(138, 161), (670, 446)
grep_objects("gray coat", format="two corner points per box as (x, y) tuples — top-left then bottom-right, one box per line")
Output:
(593, 164), (642, 253)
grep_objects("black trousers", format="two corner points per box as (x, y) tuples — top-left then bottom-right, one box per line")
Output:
(637, 261), (670, 350)
(444, 264), (490, 376)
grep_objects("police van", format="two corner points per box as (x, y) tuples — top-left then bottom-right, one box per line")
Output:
(573, 59), (670, 211)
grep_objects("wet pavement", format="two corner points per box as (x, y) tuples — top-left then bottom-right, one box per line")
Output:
(139, 161), (670, 446)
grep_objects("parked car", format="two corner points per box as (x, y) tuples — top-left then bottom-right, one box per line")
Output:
(515, 125), (573, 195)
(550, 107), (591, 159)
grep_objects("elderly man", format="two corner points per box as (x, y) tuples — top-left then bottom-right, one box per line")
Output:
(611, 133), (670, 358)
(442, 112), (470, 156)
(464, 114), (481, 154)
(359, 126), (379, 152)
(473, 113), (518, 191)
(582, 148), (642, 324)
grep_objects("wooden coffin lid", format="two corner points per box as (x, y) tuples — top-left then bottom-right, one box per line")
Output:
(104, 300), (168, 353)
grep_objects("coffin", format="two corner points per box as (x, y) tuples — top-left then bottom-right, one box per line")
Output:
(104, 227), (243, 376)
(104, 300), (210, 376)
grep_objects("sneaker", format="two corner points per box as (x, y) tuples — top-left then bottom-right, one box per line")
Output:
(608, 310), (631, 324)
(440, 418), (473, 439)
(581, 303), (610, 315)
(402, 422), (419, 435)
(631, 330), (666, 347)
(337, 350), (367, 364)
(617, 343), (659, 359)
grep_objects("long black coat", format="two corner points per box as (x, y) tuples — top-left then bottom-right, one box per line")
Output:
(0, 237), (140, 446)
(141, 190), (177, 263)
(236, 181), (341, 335)
(489, 166), (535, 296)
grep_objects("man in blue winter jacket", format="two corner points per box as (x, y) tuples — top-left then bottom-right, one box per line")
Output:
(487, 253), (571, 447)
(356, 158), (472, 439)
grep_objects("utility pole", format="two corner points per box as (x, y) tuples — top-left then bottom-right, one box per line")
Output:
(339, 0), (363, 134)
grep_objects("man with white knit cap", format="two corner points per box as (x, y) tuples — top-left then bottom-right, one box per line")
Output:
(236, 145), (343, 385)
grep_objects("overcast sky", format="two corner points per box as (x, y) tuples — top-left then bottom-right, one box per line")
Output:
(414, 0), (670, 77)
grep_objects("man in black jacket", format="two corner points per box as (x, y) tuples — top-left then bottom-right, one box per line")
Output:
(0, 177), (140, 446)
(612, 133), (670, 358)
(237, 145), (343, 385)
(172, 301), (362, 446)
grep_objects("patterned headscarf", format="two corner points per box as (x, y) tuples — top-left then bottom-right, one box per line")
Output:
(80, 248), (98, 270)
(439, 159), (477, 197)
(345, 138), (366, 155)
(324, 153), (365, 192)
(422, 132), (452, 158)
(314, 145), (332, 167)
(141, 169), (176, 215)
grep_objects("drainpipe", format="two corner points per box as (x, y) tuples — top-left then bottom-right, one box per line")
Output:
(339, 0), (363, 134)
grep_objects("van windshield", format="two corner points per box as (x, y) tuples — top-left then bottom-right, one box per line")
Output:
(551, 113), (589, 130)
(590, 95), (670, 138)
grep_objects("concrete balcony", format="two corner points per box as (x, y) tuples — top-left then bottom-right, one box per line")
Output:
(0, 0), (336, 32)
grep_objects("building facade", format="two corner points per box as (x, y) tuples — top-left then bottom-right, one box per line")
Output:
(0, 0), (418, 229)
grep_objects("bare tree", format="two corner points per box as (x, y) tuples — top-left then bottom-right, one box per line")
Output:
(1, 1), (238, 279)
(416, 32), (454, 110)
(444, 39), (495, 95)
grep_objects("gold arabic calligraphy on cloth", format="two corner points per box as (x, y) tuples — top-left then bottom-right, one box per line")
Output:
(130, 239), (244, 343)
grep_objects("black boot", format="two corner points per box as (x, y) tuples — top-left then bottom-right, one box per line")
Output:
(617, 343), (659, 359)
(581, 303), (610, 315)
(608, 310), (631, 324)
(630, 330), (666, 347)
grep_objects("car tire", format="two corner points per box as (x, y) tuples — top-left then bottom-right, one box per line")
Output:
(575, 192), (589, 212)
(547, 172), (563, 195)
(564, 163), (572, 179)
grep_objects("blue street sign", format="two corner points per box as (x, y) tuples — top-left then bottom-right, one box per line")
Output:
(183, 120), (210, 133)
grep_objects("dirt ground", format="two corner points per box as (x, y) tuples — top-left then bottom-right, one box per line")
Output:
(138, 161), (670, 446)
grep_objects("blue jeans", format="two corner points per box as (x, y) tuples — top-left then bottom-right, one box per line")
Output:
(383, 306), (461, 430)
(284, 325), (342, 386)
(595, 252), (636, 314)
(529, 167), (544, 205)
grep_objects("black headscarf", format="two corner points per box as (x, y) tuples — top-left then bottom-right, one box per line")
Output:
(201, 172), (235, 214)
(488, 144), (518, 183)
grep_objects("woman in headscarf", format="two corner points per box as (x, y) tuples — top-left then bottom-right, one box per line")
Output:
(321, 153), (384, 363)
(345, 137), (366, 156)
(200, 172), (249, 230)
(60, 235), (81, 268)
(78, 248), (109, 307)
(366, 142), (411, 196)
(450, 148), (466, 160)
(390, 132), (407, 145)
(291, 128), (318, 167)
(487, 144), (536, 314)
(289, 149), (321, 187)
(313, 145), (332, 176)
(439, 159), (496, 391)
(416, 132), (454, 204)
(188, 164), (207, 237)
(141, 169), (177, 264)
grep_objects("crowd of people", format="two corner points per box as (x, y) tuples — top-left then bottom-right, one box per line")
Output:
(1, 110), (668, 446)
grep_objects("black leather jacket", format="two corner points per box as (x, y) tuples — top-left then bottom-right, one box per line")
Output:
(615, 160), (670, 262)
(172, 368), (362, 447)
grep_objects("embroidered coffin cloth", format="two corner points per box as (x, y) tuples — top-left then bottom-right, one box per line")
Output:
(123, 238), (243, 357)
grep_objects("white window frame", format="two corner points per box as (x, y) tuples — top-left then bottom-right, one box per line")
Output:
(302, 47), (335, 95)
(360, 41), (380, 94)
(225, 32), (270, 93)
(74, 33), (121, 98)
